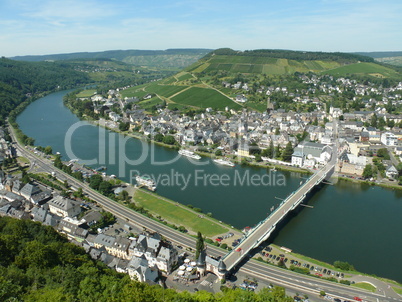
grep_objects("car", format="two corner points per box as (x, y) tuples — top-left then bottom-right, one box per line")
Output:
(327, 270), (331, 275)
(269, 254), (273, 258)
(284, 258), (288, 263)
(353, 297), (362, 301)
(306, 264), (310, 268)
(340, 273), (344, 278)
(323, 269), (327, 274)
(334, 299), (341, 302)
(310, 266), (314, 270)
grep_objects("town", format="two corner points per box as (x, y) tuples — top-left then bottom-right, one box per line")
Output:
(69, 73), (402, 184)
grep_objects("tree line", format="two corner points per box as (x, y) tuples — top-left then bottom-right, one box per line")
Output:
(0, 217), (293, 301)
(208, 48), (374, 63)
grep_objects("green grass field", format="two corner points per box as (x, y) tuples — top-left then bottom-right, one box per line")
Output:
(171, 87), (242, 110)
(138, 97), (163, 111)
(392, 287), (402, 295)
(145, 84), (189, 98)
(76, 90), (97, 98)
(247, 102), (268, 112)
(134, 189), (228, 237)
(351, 282), (376, 292)
(324, 62), (400, 78)
(177, 73), (194, 81)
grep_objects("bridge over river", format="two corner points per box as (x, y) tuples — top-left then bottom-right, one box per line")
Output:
(221, 161), (336, 272)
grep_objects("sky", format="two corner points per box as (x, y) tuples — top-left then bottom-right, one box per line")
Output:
(1, 0), (401, 57)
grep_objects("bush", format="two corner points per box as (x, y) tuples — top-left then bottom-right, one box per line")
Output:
(333, 261), (355, 271)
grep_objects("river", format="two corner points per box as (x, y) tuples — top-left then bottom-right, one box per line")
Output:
(17, 89), (402, 283)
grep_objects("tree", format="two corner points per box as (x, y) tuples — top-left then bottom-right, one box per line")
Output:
(89, 174), (103, 190)
(163, 135), (176, 145)
(21, 170), (30, 184)
(44, 146), (53, 155)
(362, 164), (373, 179)
(54, 155), (63, 169)
(99, 181), (112, 194)
(118, 122), (130, 132)
(215, 149), (223, 156)
(333, 261), (354, 271)
(376, 148), (390, 159)
(118, 190), (129, 202)
(153, 133), (164, 142)
(195, 231), (205, 260)
(281, 142), (294, 162)
(274, 144), (281, 159)
(73, 187), (84, 199)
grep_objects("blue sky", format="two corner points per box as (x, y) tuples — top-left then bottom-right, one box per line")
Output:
(1, 0), (401, 57)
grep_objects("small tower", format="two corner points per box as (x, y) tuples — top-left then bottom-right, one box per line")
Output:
(218, 259), (227, 275)
(196, 249), (206, 276)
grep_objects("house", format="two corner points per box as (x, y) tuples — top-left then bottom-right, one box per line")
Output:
(386, 165), (398, 179)
(155, 246), (178, 273)
(109, 236), (131, 259)
(291, 142), (332, 168)
(58, 217), (88, 242)
(48, 195), (81, 218)
(127, 255), (158, 283)
(235, 94), (248, 103)
(19, 183), (40, 200)
(381, 132), (398, 146)
(237, 141), (250, 157)
(80, 211), (103, 226)
(94, 234), (116, 250)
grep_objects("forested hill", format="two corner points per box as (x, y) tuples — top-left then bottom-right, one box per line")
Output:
(0, 216), (293, 301)
(204, 48), (374, 63)
(0, 58), (89, 122)
(10, 49), (213, 70)
(354, 51), (402, 59)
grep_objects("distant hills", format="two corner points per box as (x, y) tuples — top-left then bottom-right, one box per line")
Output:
(354, 51), (402, 67)
(10, 49), (212, 71)
(185, 48), (401, 78)
(115, 48), (402, 114)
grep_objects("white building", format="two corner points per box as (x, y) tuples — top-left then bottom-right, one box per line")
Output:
(381, 132), (398, 146)
(48, 196), (81, 218)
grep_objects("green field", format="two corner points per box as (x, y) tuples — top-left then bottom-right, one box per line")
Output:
(171, 87), (242, 110)
(324, 62), (400, 78)
(76, 89), (97, 98)
(351, 282), (376, 292)
(177, 73), (194, 81)
(144, 83), (189, 98)
(393, 287), (402, 295)
(134, 189), (228, 237)
(138, 97), (163, 111)
(247, 102), (268, 112)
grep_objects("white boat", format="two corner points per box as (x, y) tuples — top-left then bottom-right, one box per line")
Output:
(135, 175), (156, 191)
(178, 149), (201, 160)
(213, 158), (235, 167)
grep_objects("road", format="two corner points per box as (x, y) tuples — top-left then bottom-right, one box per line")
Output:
(8, 123), (402, 302)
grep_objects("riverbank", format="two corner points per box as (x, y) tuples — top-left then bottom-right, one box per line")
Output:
(16, 89), (402, 285)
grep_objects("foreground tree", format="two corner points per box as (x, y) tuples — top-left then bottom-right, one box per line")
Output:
(195, 231), (205, 260)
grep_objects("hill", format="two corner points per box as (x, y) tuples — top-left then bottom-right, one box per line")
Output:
(119, 48), (401, 114)
(0, 58), (89, 122)
(354, 51), (402, 67)
(10, 49), (212, 71)
(185, 48), (376, 75)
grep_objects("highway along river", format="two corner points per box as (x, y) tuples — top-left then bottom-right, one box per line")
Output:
(17, 89), (402, 283)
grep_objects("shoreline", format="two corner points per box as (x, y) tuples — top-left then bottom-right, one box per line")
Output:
(12, 89), (402, 292)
